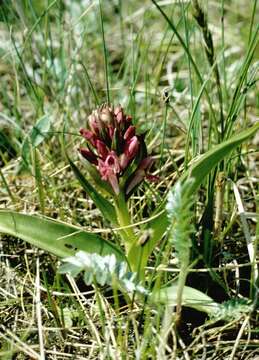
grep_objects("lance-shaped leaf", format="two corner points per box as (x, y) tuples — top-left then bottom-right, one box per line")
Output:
(128, 123), (259, 269)
(150, 282), (220, 315)
(0, 211), (125, 261)
(180, 122), (259, 195)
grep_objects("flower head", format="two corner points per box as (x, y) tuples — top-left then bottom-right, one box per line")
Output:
(79, 104), (155, 196)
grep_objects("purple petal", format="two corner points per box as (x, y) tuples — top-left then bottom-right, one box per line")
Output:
(126, 169), (145, 195)
(124, 125), (135, 140)
(96, 140), (108, 159)
(105, 151), (120, 173)
(98, 158), (120, 194)
(114, 105), (124, 124)
(79, 148), (98, 165)
(80, 128), (97, 147)
(119, 153), (129, 170)
(88, 114), (100, 135)
(126, 136), (139, 158)
(108, 125), (114, 140)
(98, 159), (107, 179)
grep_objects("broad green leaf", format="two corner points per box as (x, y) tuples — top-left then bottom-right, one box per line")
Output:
(67, 157), (118, 225)
(131, 123), (259, 268)
(0, 211), (125, 261)
(150, 282), (219, 315)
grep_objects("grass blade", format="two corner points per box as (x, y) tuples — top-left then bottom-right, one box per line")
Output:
(150, 0), (218, 136)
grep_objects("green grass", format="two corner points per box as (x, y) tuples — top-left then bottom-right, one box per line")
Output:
(0, 0), (258, 358)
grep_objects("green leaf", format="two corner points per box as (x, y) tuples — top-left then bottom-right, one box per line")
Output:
(0, 210), (125, 261)
(29, 114), (51, 147)
(21, 114), (51, 166)
(181, 122), (259, 195)
(136, 123), (259, 267)
(67, 156), (118, 225)
(150, 282), (219, 315)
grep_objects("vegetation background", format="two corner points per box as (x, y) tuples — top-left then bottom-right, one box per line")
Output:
(0, 0), (258, 359)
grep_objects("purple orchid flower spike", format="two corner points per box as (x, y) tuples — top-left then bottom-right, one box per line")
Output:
(79, 104), (156, 198)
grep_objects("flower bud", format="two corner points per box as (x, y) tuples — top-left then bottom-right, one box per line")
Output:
(125, 136), (139, 158)
(88, 114), (101, 135)
(79, 148), (98, 165)
(108, 125), (114, 140)
(80, 128), (96, 146)
(96, 140), (108, 159)
(119, 153), (129, 170)
(99, 106), (114, 124)
(116, 112), (124, 124)
(124, 125), (135, 140)
(114, 105), (122, 116)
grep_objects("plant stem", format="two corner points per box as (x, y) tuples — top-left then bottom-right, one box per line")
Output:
(114, 192), (137, 256)
(114, 194), (150, 278)
(214, 171), (225, 238)
(175, 264), (188, 325)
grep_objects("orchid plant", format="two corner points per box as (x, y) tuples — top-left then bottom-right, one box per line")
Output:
(77, 104), (156, 272)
